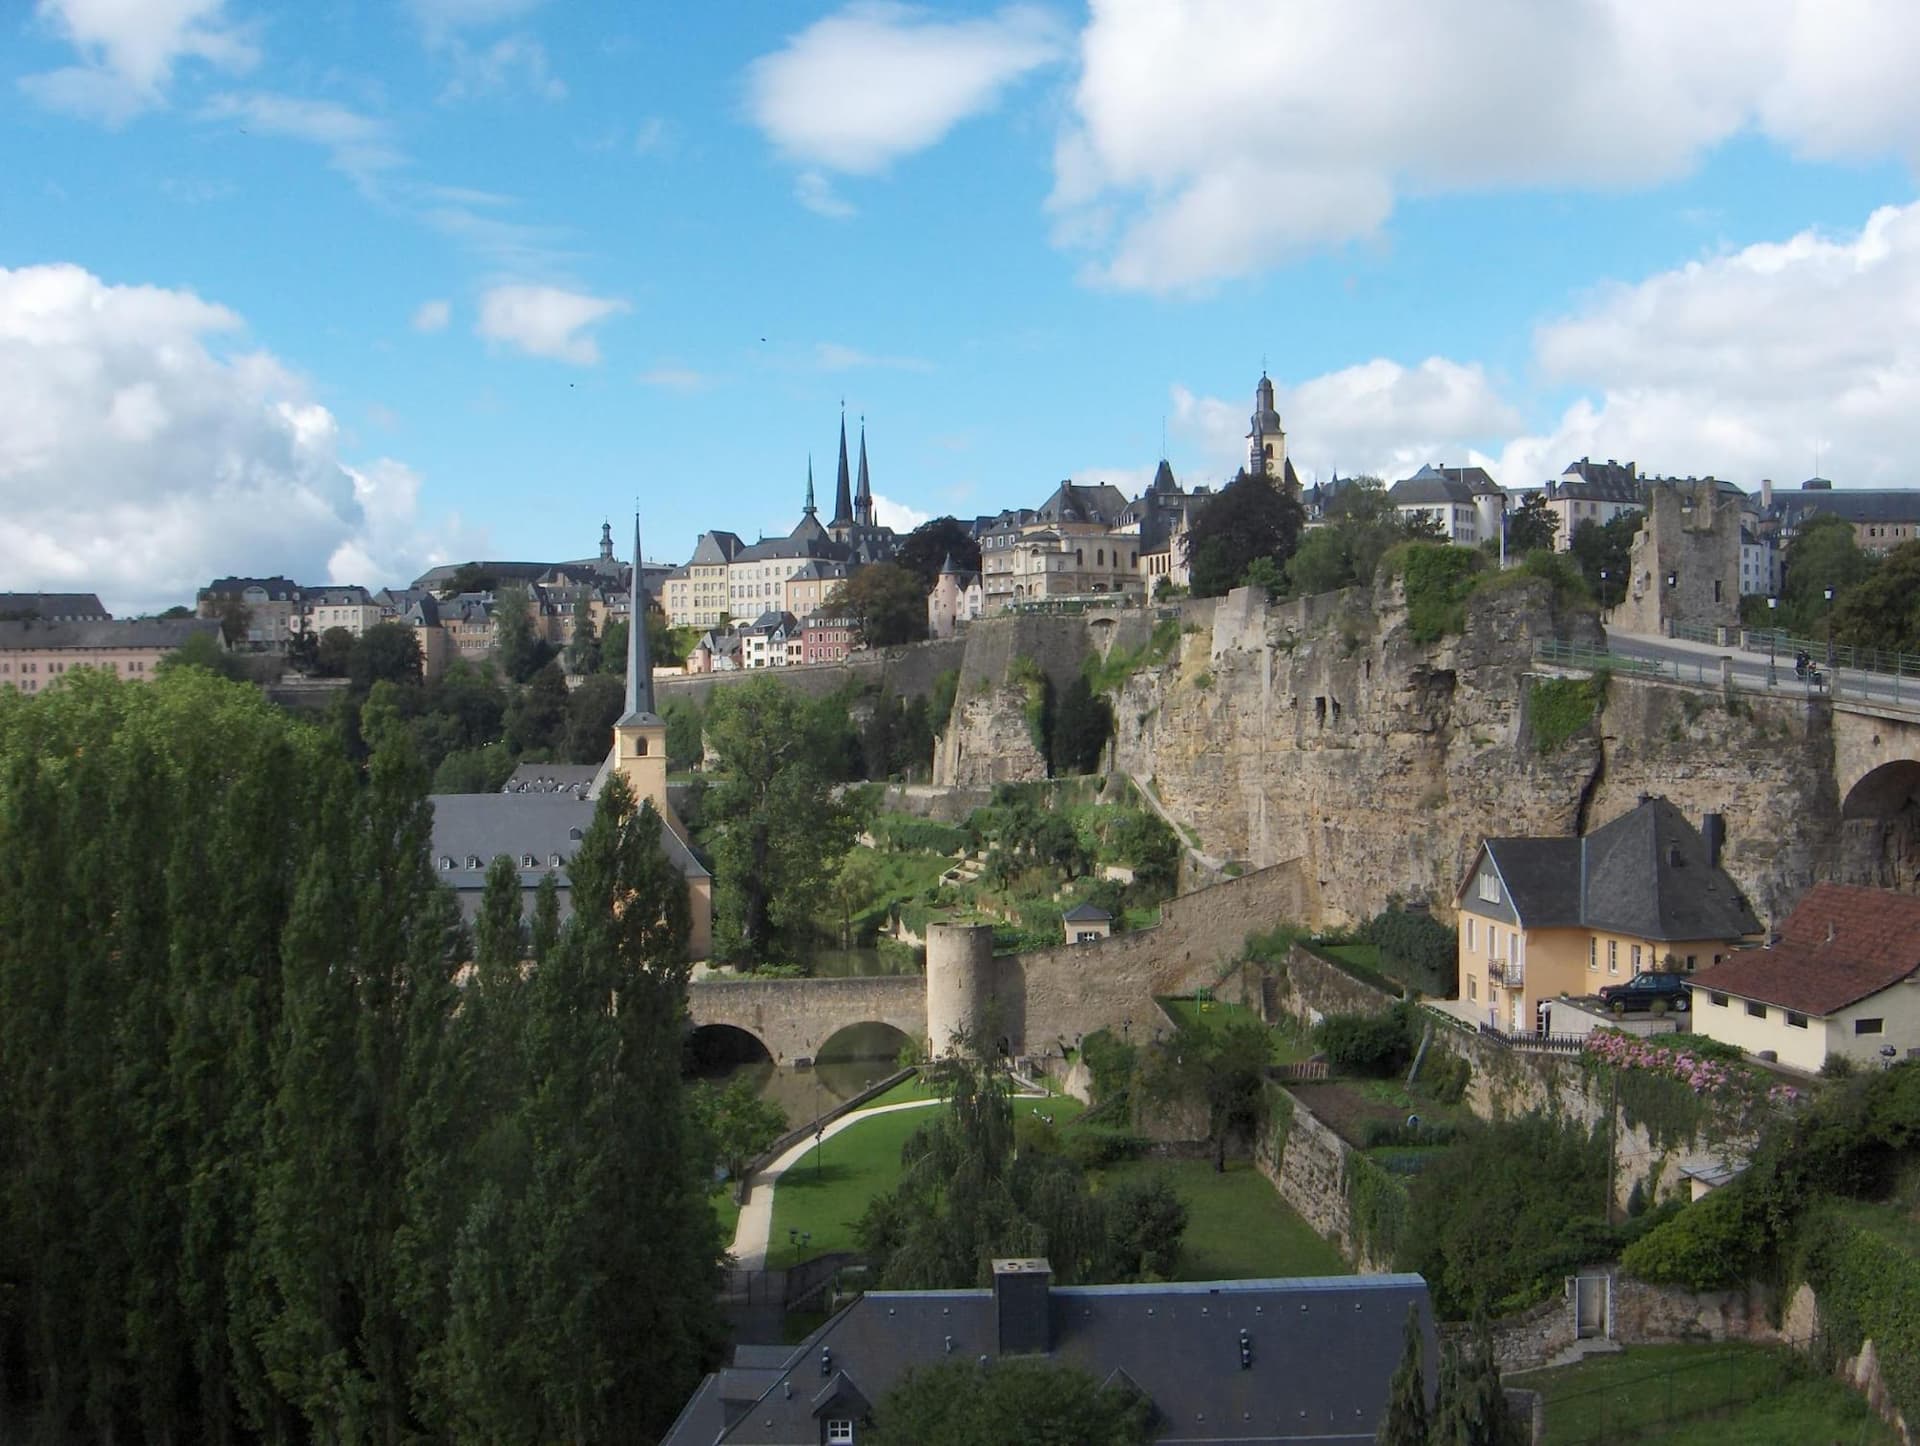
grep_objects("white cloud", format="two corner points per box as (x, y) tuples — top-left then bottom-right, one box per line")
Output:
(411, 299), (451, 333)
(407, 0), (547, 40)
(746, 2), (1064, 174)
(22, 0), (256, 122)
(637, 366), (713, 392)
(814, 340), (933, 372)
(438, 34), (566, 103)
(794, 171), (856, 220)
(1495, 200), (1920, 488)
(0, 263), (451, 613)
(871, 493), (930, 532)
(1055, 0), (1920, 291)
(200, 92), (402, 186)
(475, 284), (628, 365)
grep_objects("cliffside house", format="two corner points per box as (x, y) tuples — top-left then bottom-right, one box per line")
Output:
(1688, 883), (1920, 1073)
(1455, 797), (1763, 1034)
(660, 1260), (1434, 1446)
(1063, 901), (1113, 943)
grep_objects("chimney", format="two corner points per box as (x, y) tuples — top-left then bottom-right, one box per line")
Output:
(992, 1258), (1052, 1356)
(1701, 813), (1725, 869)
(1761, 477), (1774, 509)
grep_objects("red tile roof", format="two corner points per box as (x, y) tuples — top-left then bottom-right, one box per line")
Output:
(1691, 883), (1920, 1016)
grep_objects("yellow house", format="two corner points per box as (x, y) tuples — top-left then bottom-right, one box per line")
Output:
(1455, 797), (1762, 1034)
(1689, 883), (1920, 1073)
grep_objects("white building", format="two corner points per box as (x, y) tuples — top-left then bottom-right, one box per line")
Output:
(1387, 465), (1506, 547)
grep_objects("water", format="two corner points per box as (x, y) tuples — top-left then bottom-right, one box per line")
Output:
(686, 1018), (912, 1131)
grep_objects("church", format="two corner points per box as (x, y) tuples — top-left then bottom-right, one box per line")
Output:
(427, 516), (713, 959)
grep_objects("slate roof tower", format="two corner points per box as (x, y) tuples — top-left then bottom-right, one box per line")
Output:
(855, 420), (875, 528)
(831, 411), (854, 527)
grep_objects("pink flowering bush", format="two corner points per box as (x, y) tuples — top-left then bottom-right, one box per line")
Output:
(1581, 1029), (1800, 1147)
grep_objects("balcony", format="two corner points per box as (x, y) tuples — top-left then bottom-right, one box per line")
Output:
(1486, 958), (1523, 987)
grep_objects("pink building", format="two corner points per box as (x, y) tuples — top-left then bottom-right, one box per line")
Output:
(0, 617), (224, 692)
(802, 613), (857, 665)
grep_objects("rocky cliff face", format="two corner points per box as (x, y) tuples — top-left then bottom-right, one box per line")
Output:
(934, 579), (1856, 927)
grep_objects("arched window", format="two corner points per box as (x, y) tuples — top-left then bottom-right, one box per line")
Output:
(1097, 548), (1104, 565)
(634, 736), (648, 756)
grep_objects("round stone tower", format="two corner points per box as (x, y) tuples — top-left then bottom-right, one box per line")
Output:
(924, 922), (995, 1057)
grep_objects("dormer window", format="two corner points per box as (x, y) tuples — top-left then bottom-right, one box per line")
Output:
(521, 854), (537, 869)
(550, 853), (563, 868)
(466, 855), (481, 870)
(439, 856), (454, 871)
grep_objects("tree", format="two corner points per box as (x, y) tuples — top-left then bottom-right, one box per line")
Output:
(872, 1358), (1154, 1446)
(1833, 539), (1920, 653)
(689, 1076), (788, 1185)
(1568, 513), (1641, 608)
(563, 672), (625, 763)
(493, 584), (551, 684)
(828, 563), (928, 647)
(600, 618), (629, 678)
(1781, 512), (1873, 637)
(703, 676), (857, 960)
(286, 627), (320, 674)
(648, 606), (683, 667)
(662, 697), (704, 769)
(567, 610), (602, 674)
(157, 629), (248, 680)
(1375, 1302), (1430, 1446)
(1139, 1019), (1269, 1171)
(216, 594), (253, 646)
(347, 621), (424, 693)
(315, 624), (355, 677)
(897, 516), (983, 591)
(1429, 1318), (1520, 1446)
(1183, 470), (1307, 598)
(504, 659), (570, 756)
(1505, 493), (1559, 554)
(1104, 1174), (1187, 1280)
(438, 562), (498, 598)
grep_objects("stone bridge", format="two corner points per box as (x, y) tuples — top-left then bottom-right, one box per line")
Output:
(1832, 701), (1920, 823)
(687, 974), (927, 1063)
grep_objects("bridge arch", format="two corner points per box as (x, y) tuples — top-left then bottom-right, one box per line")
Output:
(816, 1020), (915, 1065)
(1842, 758), (1920, 820)
(684, 1021), (773, 1073)
(685, 974), (926, 1064)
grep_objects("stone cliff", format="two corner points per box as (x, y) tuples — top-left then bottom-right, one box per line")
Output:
(935, 577), (1861, 928)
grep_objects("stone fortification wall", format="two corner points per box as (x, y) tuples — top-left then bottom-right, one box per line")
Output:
(934, 613), (1104, 786)
(1255, 1090), (1394, 1273)
(1609, 479), (1742, 637)
(657, 636), (966, 709)
(686, 974), (925, 1064)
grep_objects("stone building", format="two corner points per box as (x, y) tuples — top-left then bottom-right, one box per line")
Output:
(1388, 465), (1506, 547)
(0, 617), (224, 692)
(1609, 478), (1743, 636)
(926, 552), (985, 639)
(1541, 457), (1641, 549)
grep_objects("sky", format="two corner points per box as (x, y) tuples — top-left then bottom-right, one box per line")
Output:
(6, 1), (1920, 614)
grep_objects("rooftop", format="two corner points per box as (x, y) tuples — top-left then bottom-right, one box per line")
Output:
(1691, 882), (1920, 1016)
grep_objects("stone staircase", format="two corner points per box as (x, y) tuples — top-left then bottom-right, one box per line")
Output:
(1544, 1336), (1624, 1370)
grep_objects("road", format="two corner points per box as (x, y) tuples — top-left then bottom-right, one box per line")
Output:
(1602, 629), (1920, 713)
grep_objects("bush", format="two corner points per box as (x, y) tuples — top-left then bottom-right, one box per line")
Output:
(1315, 1006), (1416, 1078)
(1528, 674), (1606, 754)
(1368, 908), (1457, 996)
(872, 816), (969, 855)
(1821, 1052), (1857, 1079)
(1390, 543), (1482, 643)
(1621, 1187), (1761, 1291)
(1080, 1028), (1138, 1106)
(1064, 1130), (1148, 1169)
(1419, 1050), (1472, 1105)
(1360, 1118), (1460, 1149)
(1104, 1173), (1187, 1281)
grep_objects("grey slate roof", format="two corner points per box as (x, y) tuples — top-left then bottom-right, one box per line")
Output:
(0, 592), (108, 620)
(1552, 457), (1641, 502)
(502, 763), (600, 796)
(1470, 797), (1761, 942)
(1766, 486), (1920, 526)
(201, 575), (303, 602)
(1062, 901), (1112, 922)
(1389, 464), (1503, 506)
(664, 1272), (1434, 1446)
(0, 617), (220, 651)
(1036, 481), (1130, 527)
(690, 532), (748, 567)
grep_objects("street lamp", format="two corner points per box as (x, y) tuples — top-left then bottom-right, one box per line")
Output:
(1767, 597), (1778, 687)
(1824, 586), (1836, 670)
(1599, 568), (1609, 609)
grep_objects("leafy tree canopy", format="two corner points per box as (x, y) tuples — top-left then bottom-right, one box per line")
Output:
(1505, 492), (1559, 555)
(828, 563), (929, 648)
(898, 516), (984, 592)
(1184, 471), (1306, 598)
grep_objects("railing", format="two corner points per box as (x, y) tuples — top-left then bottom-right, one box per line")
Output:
(1672, 619), (1920, 680)
(1533, 639), (1661, 675)
(1269, 1059), (1330, 1083)
(1531, 639), (1902, 707)
(1477, 1022), (1587, 1054)
(1486, 958), (1521, 986)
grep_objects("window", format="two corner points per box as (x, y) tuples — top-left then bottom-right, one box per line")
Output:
(1786, 1011), (1808, 1029)
(1588, 938), (1597, 971)
(1468, 977), (1477, 1001)
(1709, 992), (1728, 1007)
(1478, 871), (1499, 903)
(1686, 954), (1697, 971)
(826, 1421), (855, 1444)
(1607, 940), (1618, 974)
(1631, 944), (1642, 973)
(1465, 918), (1475, 950)
(1746, 1001), (1767, 1019)
(1855, 1018), (1885, 1035)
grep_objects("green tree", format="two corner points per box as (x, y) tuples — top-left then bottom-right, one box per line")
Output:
(431, 741), (515, 793)
(316, 624), (356, 677)
(1831, 537), (1920, 652)
(1287, 526), (1359, 596)
(1104, 1173), (1187, 1280)
(828, 562), (929, 647)
(1780, 513), (1872, 636)
(438, 562), (498, 599)
(663, 696), (704, 769)
(216, 594), (252, 646)
(347, 620), (425, 693)
(1430, 1318), (1520, 1446)
(564, 672), (625, 763)
(897, 516), (984, 591)
(1184, 470), (1307, 598)
(1051, 674), (1113, 775)
(1139, 1019), (1270, 1171)
(871, 1358), (1155, 1446)
(157, 628), (248, 680)
(599, 617), (629, 677)
(566, 609), (602, 674)
(690, 1075), (788, 1184)
(1504, 493), (1559, 554)
(1567, 512), (1640, 609)
(286, 626), (320, 673)
(704, 676), (857, 960)
(493, 584), (550, 683)
(504, 659), (570, 756)
(1375, 1302), (1430, 1446)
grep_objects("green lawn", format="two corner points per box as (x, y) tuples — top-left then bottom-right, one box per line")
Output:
(1090, 1157), (1348, 1281)
(865, 1073), (941, 1107)
(712, 1187), (741, 1245)
(1512, 1342), (1895, 1446)
(1157, 996), (1316, 1065)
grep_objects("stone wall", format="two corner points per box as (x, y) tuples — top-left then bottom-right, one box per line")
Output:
(1609, 479), (1742, 637)
(686, 974), (926, 1063)
(934, 612), (1106, 786)
(1255, 1089), (1393, 1274)
(656, 635), (966, 709)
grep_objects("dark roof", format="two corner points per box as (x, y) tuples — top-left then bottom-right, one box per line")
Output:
(0, 617), (220, 651)
(502, 763), (600, 796)
(1553, 457), (1640, 502)
(1390, 464), (1502, 506)
(1471, 797), (1761, 942)
(665, 1272), (1433, 1446)
(1062, 902), (1112, 922)
(1765, 488), (1920, 526)
(305, 586), (372, 606)
(427, 791), (706, 905)
(735, 535), (848, 564)
(689, 531), (747, 567)
(1691, 883), (1920, 1016)
(201, 575), (303, 602)
(789, 511), (831, 545)
(1150, 458), (1178, 493)
(1036, 481), (1130, 527)
(0, 592), (108, 620)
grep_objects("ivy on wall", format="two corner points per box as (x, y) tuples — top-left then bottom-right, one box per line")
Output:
(1347, 1151), (1410, 1266)
(1795, 1204), (1920, 1428)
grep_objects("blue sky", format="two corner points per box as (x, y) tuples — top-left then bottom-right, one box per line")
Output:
(5, 1), (1920, 612)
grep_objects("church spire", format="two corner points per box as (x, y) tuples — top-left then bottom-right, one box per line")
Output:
(804, 455), (817, 517)
(621, 513), (657, 723)
(831, 409), (854, 526)
(855, 419), (874, 528)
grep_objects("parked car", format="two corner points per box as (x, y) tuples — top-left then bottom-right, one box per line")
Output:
(1598, 970), (1690, 1013)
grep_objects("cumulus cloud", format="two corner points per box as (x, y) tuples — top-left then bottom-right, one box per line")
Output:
(21, 0), (257, 123)
(0, 263), (453, 613)
(871, 493), (931, 532)
(1055, 0), (1920, 291)
(1494, 200), (1920, 487)
(411, 298), (451, 333)
(475, 283), (628, 364)
(747, 2), (1064, 174)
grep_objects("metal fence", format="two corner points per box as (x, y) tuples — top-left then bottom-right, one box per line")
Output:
(1531, 1338), (1875, 1445)
(1476, 1022), (1587, 1055)
(1671, 618), (1920, 680)
(1532, 639), (1858, 704)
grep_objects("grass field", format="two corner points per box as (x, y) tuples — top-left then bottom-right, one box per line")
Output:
(1092, 1157), (1348, 1280)
(1156, 996), (1316, 1065)
(712, 1188), (741, 1244)
(1511, 1342), (1895, 1446)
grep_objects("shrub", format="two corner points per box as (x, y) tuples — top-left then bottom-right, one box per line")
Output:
(1081, 1028), (1138, 1105)
(1419, 1050), (1472, 1105)
(1064, 1130), (1148, 1169)
(1360, 1118), (1460, 1149)
(1315, 1005), (1416, 1078)
(1620, 1187), (1759, 1291)
(1368, 908), (1457, 995)
(1528, 674), (1605, 754)
(1390, 543), (1482, 643)
(1821, 1052), (1857, 1079)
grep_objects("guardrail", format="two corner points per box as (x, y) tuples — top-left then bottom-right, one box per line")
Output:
(1671, 619), (1920, 680)
(1533, 639), (1660, 674)
(1477, 1022), (1587, 1055)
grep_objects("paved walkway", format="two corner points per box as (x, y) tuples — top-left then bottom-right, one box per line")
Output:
(727, 1099), (941, 1270)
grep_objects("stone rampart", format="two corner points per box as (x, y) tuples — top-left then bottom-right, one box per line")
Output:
(687, 974), (925, 1063)
(657, 636), (966, 709)
(1255, 1089), (1393, 1274)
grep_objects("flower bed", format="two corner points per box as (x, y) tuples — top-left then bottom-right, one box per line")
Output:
(1581, 1030), (1800, 1149)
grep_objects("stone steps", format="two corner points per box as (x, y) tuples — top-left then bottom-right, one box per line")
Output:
(1544, 1336), (1623, 1370)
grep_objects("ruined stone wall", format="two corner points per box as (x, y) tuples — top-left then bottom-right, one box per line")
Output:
(1609, 480), (1742, 636)
(1254, 1091), (1394, 1274)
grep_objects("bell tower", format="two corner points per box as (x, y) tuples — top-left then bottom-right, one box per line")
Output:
(613, 515), (683, 841)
